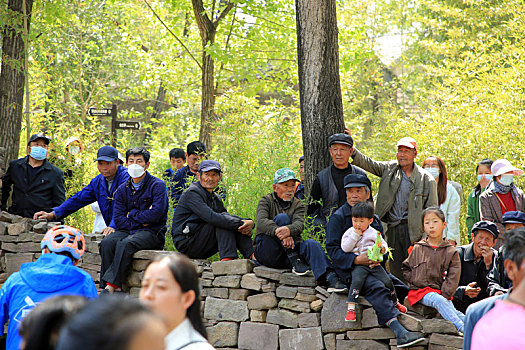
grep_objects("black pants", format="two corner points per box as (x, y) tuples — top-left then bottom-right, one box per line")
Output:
(348, 265), (396, 303)
(100, 230), (164, 288)
(386, 222), (411, 283)
(176, 223), (254, 260)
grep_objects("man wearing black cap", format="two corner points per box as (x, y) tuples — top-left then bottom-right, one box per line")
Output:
(1, 133), (65, 218)
(34, 146), (129, 236)
(172, 160), (254, 261)
(326, 173), (422, 348)
(307, 133), (366, 228)
(453, 221), (499, 313)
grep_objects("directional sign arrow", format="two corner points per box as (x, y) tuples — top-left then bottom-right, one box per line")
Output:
(115, 121), (141, 130)
(88, 108), (112, 116)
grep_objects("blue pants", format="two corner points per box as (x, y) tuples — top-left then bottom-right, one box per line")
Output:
(421, 292), (465, 332)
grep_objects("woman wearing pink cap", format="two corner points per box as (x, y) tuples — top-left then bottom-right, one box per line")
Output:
(479, 159), (525, 246)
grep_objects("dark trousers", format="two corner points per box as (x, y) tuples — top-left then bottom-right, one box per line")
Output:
(348, 265), (396, 303)
(177, 223), (254, 260)
(386, 222), (411, 283)
(100, 230), (164, 288)
(361, 274), (401, 325)
(254, 235), (332, 280)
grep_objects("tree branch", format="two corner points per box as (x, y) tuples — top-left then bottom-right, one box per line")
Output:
(214, 1), (234, 27)
(216, 4), (237, 90)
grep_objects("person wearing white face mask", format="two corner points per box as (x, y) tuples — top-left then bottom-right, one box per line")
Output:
(480, 159), (525, 248)
(99, 147), (168, 294)
(422, 156), (461, 246)
(1, 133), (65, 218)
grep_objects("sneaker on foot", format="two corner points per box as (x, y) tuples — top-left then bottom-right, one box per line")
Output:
(395, 301), (408, 314)
(345, 308), (356, 322)
(326, 272), (348, 293)
(291, 258), (311, 276)
(396, 332), (425, 348)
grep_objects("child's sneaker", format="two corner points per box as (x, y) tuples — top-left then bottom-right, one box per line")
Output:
(394, 301), (407, 314)
(345, 308), (356, 322)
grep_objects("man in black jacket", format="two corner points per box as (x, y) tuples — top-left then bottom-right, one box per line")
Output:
(171, 160), (254, 261)
(1, 133), (65, 218)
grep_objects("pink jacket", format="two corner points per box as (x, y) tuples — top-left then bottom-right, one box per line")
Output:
(341, 226), (388, 255)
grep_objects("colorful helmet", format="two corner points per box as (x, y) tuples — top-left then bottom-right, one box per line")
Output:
(41, 225), (85, 260)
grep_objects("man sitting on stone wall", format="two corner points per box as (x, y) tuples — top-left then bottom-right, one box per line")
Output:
(254, 168), (347, 292)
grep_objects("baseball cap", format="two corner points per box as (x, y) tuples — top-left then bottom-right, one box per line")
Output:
(187, 141), (206, 156)
(299, 155), (304, 163)
(95, 146), (119, 162)
(471, 220), (499, 239)
(396, 137), (417, 150)
(328, 134), (354, 148)
(199, 160), (221, 173)
(502, 211), (525, 225)
(491, 159), (524, 177)
(344, 174), (372, 190)
(27, 133), (51, 146)
(273, 168), (299, 184)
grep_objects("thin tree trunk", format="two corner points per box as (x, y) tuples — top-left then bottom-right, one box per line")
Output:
(295, 0), (345, 194)
(0, 0), (34, 173)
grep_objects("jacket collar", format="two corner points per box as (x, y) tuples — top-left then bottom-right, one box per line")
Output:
(417, 237), (453, 249)
(126, 171), (152, 190)
(463, 243), (476, 261)
(23, 155), (52, 170)
(342, 202), (352, 217)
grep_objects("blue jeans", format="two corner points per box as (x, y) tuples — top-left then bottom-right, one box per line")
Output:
(421, 292), (465, 332)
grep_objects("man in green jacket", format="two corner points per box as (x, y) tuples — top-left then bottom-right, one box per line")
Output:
(350, 137), (438, 281)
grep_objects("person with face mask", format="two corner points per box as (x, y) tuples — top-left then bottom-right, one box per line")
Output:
(1, 133), (65, 218)
(100, 147), (167, 294)
(254, 168), (347, 292)
(422, 156), (461, 245)
(480, 159), (525, 247)
(466, 159), (494, 236)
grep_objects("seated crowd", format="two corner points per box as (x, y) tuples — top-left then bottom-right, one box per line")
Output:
(2, 132), (525, 348)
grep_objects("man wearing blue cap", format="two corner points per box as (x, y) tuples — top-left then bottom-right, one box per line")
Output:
(171, 160), (254, 261)
(34, 146), (129, 236)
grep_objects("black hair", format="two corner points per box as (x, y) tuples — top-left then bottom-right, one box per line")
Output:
(19, 295), (88, 350)
(169, 148), (185, 160)
(186, 141), (206, 156)
(502, 227), (525, 267)
(421, 207), (446, 224)
(351, 202), (374, 219)
(125, 147), (150, 163)
(56, 296), (162, 350)
(145, 253), (207, 338)
(474, 158), (494, 194)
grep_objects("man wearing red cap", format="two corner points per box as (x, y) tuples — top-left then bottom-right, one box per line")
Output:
(350, 137), (438, 281)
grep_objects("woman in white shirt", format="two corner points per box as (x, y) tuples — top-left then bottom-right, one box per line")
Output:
(140, 253), (215, 350)
(422, 156), (461, 245)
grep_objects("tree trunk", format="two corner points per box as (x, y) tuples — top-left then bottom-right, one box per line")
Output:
(0, 0), (33, 174)
(295, 0), (345, 194)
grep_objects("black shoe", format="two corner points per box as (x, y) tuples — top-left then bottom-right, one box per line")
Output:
(396, 332), (425, 348)
(326, 272), (348, 293)
(291, 258), (311, 275)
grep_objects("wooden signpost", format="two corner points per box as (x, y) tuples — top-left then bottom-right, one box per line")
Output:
(88, 104), (141, 147)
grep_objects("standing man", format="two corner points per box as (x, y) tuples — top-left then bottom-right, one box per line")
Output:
(295, 156), (305, 200)
(326, 174), (422, 348)
(100, 147), (167, 293)
(307, 134), (366, 228)
(1, 133), (65, 218)
(34, 146), (129, 236)
(351, 137), (438, 281)
(169, 141), (207, 204)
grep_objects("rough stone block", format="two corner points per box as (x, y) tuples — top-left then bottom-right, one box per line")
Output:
(266, 308), (298, 328)
(389, 336), (428, 347)
(132, 259), (149, 271)
(229, 288), (251, 300)
(203, 297), (249, 322)
(280, 272), (316, 287)
(429, 333), (463, 348)
(212, 275), (241, 288)
(427, 344), (461, 350)
(7, 221), (29, 235)
(324, 333), (336, 350)
(240, 273), (267, 291)
(297, 292), (318, 302)
(298, 313), (320, 328)
(278, 298), (311, 313)
(247, 292), (278, 310)
(0, 273), (9, 284)
(361, 307), (379, 328)
(321, 293), (362, 332)
(129, 288), (140, 298)
(32, 221), (48, 233)
(406, 300), (438, 318)
(207, 322), (239, 347)
(298, 287), (316, 295)
(250, 310), (267, 322)
(200, 279), (212, 288)
(0, 211), (16, 223)
(253, 265), (289, 280)
(201, 287), (229, 299)
(5, 253), (33, 274)
(347, 328), (395, 340)
(82, 252), (102, 266)
(127, 271), (144, 288)
(212, 259), (254, 275)
(398, 312), (423, 332)
(0, 222), (8, 235)
(238, 322), (279, 350)
(421, 318), (458, 334)
(0, 235), (17, 242)
(336, 339), (389, 350)
(261, 281), (276, 292)
(316, 293), (327, 301)
(133, 250), (171, 260)
(315, 286), (330, 298)
(276, 285), (298, 299)
(279, 327), (324, 350)
(310, 299), (324, 312)
(201, 271), (214, 280)
(86, 241), (100, 253)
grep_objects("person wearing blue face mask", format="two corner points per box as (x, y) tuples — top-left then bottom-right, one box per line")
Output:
(1, 133), (65, 218)
(480, 159), (525, 248)
(466, 159), (494, 236)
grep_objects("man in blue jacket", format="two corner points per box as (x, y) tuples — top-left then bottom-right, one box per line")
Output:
(0, 225), (98, 350)
(34, 146), (128, 236)
(169, 141), (207, 204)
(100, 147), (167, 293)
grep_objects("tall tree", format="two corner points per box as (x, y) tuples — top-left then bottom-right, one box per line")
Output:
(0, 0), (33, 172)
(295, 0), (345, 192)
